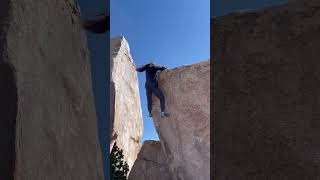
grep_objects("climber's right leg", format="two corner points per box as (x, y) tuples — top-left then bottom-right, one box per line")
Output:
(145, 85), (153, 117)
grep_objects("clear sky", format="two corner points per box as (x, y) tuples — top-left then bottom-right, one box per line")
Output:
(111, 0), (210, 142)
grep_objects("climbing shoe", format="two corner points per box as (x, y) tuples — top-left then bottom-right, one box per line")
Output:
(160, 112), (169, 118)
(149, 113), (153, 117)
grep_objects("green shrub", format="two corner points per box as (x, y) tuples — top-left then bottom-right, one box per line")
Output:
(111, 143), (129, 180)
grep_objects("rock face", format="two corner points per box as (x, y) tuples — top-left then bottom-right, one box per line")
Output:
(0, 0), (104, 179)
(152, 61), (210, 180)
(212, 1), (320, 180)
(128, 140), (174, 180)
(110, 36), (143, 171)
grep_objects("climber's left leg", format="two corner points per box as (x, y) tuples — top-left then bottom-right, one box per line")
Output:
(150, 83), (169, 118)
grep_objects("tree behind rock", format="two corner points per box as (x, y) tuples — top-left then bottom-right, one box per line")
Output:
(111, 143), (129, 180)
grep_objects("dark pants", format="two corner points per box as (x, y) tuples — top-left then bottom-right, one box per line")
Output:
(145, 82), (165, 114)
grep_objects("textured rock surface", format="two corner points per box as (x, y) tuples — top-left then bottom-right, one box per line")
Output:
(212, 1), (320, 180)
(128, 140), (174, 180)
(0, 0), (104, 179)
(110, 36), (143, 171)
(152, 61), (210, 180)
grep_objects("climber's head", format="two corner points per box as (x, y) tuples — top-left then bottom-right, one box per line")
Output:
(147, 60), (156, 67)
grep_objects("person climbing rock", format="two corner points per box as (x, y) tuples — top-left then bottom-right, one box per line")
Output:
(81, 13), (109, 33)
(136, 63), (169, 118)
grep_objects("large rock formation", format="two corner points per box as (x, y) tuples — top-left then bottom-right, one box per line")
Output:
(152, 61), (210, 180)
(128, 140), (174, 180)
(212, 1), (320, 179)
(110, 36), (143, 171)
(0, 0), (104, 179)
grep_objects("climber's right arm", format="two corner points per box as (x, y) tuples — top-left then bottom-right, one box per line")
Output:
(155, 65), (167, 71)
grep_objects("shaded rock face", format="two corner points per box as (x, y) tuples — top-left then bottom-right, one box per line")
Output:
(0, 2), (16, 180)
(1, 0), (104, 179)
(152, 61), (210, 180)
(110, 36), (143, 171)
(128, 140), (174, 180)
(0, 63), (17, 180)
(212, 1), (320, 180)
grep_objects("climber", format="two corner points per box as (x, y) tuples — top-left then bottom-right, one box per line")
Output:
(81, 13), (109, 33)
(136, 63), (169, 118)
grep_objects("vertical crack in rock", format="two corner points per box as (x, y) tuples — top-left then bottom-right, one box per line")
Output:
(110, 81), (116, 130)
(0, 63), (17, 180)
(0, 1), (16, 180)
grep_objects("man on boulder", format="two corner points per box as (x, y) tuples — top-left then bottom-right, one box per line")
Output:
(136, 63), (169, 118)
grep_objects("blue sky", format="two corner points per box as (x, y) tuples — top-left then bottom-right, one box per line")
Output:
(111, 0), (210, 142)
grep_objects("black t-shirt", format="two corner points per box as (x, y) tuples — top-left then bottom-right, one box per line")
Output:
(136, 64), (166, 84)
